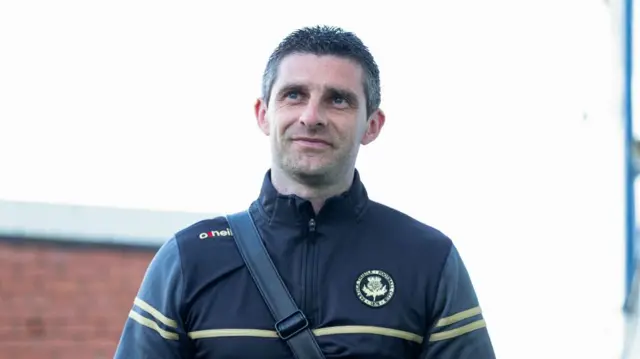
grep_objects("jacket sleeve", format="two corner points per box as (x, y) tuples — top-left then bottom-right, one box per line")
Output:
(420, 245), (496, 359)
(114, 237), (192, 358)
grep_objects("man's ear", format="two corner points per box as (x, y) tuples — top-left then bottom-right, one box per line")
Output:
(255, 98), (270, 136)
(361, 108), (386, 145)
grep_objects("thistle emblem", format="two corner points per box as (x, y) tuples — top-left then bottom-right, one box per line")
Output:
(355, 270), (395, 308)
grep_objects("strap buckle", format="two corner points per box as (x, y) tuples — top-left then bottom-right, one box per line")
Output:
(275, 310), (309, 340)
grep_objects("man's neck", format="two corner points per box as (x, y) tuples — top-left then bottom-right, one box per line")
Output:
(270, 167), (353, 214)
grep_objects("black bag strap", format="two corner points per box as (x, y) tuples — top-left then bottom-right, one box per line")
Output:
(226, 210), (326, 359)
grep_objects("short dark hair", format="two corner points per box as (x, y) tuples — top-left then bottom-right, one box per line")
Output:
(261, 25), (381, 117)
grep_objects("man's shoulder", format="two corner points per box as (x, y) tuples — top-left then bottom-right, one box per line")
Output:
(366, 200), (453, 252)
(174, 215), (234, 242)
(170, 215), (242, 269)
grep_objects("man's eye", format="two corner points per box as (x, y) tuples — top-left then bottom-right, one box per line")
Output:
(333, 96), (347, 105)
(286, 91), (300, 100)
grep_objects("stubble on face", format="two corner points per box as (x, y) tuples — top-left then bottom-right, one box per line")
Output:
(276, 127), (346, 186)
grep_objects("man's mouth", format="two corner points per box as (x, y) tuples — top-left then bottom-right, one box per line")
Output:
(291, 137), (332, 149)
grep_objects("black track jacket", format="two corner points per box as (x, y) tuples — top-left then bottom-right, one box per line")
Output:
(114, 170), (496, 358)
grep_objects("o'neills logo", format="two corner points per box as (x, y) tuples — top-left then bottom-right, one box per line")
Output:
(199, 228), (233, 239)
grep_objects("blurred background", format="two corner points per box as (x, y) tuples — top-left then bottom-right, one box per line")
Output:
(0, 0), (637, 358)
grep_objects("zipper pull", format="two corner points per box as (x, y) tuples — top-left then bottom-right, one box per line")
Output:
(308, 218), (316, 232)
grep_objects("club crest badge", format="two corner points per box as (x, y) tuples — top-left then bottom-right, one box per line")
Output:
(355, 270), (395, 308)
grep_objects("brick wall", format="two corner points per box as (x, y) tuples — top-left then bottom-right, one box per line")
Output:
(0, 238), (157, 359)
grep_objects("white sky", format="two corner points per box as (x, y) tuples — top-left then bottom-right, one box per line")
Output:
(0, 0), (635, 358)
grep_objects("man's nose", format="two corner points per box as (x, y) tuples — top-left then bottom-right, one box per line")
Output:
(298, 100), (327, 127)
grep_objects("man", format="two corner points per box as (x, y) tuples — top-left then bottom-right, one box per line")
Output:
(114, 25), (496, 358)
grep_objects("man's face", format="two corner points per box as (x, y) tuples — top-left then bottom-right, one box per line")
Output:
(255, 53), (385, 182)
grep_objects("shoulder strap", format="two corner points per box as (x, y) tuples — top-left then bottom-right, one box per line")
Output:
(225, 210), (326, 359)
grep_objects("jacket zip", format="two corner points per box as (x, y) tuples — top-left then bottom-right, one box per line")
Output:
(306, 218), (317, 324)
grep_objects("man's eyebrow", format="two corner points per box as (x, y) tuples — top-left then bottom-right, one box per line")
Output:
(275, 83), (307, 97)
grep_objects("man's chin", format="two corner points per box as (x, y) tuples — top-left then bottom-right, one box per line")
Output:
(292, 164), (331, 177)
(285, 161), (336, 181)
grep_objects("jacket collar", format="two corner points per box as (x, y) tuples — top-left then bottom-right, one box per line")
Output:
(255, 169), (369, 225)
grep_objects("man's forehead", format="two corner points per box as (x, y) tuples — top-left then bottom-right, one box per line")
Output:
(273, 53), (365, 94)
